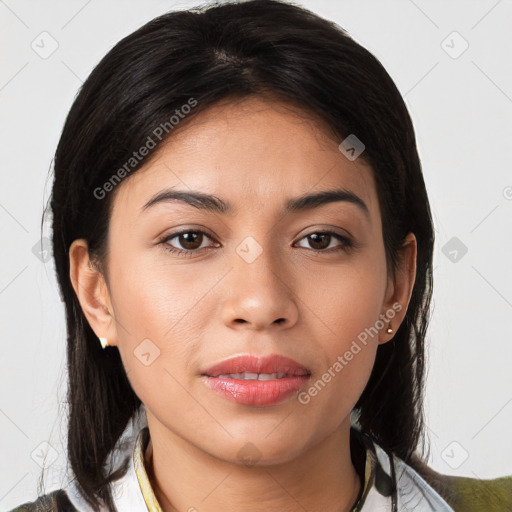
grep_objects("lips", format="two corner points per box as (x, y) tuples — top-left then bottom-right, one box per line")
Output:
(203, 354), (311, 377)
(201, 355), (311, 407)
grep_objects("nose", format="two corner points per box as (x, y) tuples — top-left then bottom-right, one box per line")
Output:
(220, 243), (299, 332)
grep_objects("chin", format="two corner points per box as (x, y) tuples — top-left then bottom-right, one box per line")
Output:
(205, 432), (315, 468)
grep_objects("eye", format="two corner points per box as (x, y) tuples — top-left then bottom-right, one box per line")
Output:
(295, 231), (354, 253)
(158, 230), (219, 256)
(157, 229), (355, 257)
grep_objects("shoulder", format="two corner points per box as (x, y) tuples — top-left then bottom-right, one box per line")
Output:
(403, 453), (512, 512)
(7, 489), (78, 512)
(433, 472), (512, 512)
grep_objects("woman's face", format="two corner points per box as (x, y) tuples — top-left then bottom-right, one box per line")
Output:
(72, 96), (415, 464)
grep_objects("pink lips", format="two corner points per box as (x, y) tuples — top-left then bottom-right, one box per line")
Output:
(201, 355), (311, 407)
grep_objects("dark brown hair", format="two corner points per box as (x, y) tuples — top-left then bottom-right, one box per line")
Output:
(47, 0), (434, 509)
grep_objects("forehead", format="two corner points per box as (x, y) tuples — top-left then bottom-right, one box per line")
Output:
(110, 96), (379, 222)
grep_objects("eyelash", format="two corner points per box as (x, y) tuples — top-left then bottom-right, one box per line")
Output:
(157, 229), (356, 257)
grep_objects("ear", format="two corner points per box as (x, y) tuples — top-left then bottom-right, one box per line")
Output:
(378, 232), (417, 344)
(68, 239), (119, 347)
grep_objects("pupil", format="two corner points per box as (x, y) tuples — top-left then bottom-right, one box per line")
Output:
(180, 232), (201, 250)
(309, 233), (329, 250)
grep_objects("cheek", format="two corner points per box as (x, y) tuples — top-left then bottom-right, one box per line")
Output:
(107, 258), (204, 402)
(297, 256), (386, 414)
(298, 294), (379, 433)
(109, 247), (206, 343)
(307, 252), (387, 346)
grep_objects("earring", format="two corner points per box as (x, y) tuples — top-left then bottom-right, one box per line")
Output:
(386, 324), (393, 334)
(99, 337), (109, 349)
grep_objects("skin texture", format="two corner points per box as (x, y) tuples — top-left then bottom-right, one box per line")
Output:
(69, 96), (417, 512)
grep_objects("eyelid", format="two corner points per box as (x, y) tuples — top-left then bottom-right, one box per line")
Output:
(298, 225), (354, 239)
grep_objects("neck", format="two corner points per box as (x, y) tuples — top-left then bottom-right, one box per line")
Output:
(144, 417), (362, 512)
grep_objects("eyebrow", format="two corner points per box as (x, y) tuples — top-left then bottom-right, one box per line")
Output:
(141, 187), (370, 220)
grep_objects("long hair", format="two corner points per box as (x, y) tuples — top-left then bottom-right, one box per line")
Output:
(48, 0), (435, 509)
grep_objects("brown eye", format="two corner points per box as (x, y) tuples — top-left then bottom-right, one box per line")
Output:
(158, 230), (218, 256)
(307, 233), (331, 250)
(175, 231), (204, 250)
(296, 231), (354, 252)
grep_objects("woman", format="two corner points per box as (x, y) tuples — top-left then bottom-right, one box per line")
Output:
(10, 0), (511, 511)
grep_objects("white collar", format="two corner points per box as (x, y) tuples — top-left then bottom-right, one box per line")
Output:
(63, 408), (454, 512)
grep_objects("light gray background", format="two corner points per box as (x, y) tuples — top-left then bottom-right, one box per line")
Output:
(1, 0), (511, 509)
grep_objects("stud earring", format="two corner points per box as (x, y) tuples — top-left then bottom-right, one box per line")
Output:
(99, 337), (109, 349)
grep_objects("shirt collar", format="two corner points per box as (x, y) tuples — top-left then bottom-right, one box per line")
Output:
(133, 427), (163, 512)
(132, 425), (394, 512)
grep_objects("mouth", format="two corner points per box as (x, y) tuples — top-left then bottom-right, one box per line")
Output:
(201, 354), (311, 407)
(202, 354), (311, 377)
(211, 372), (298, 380)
